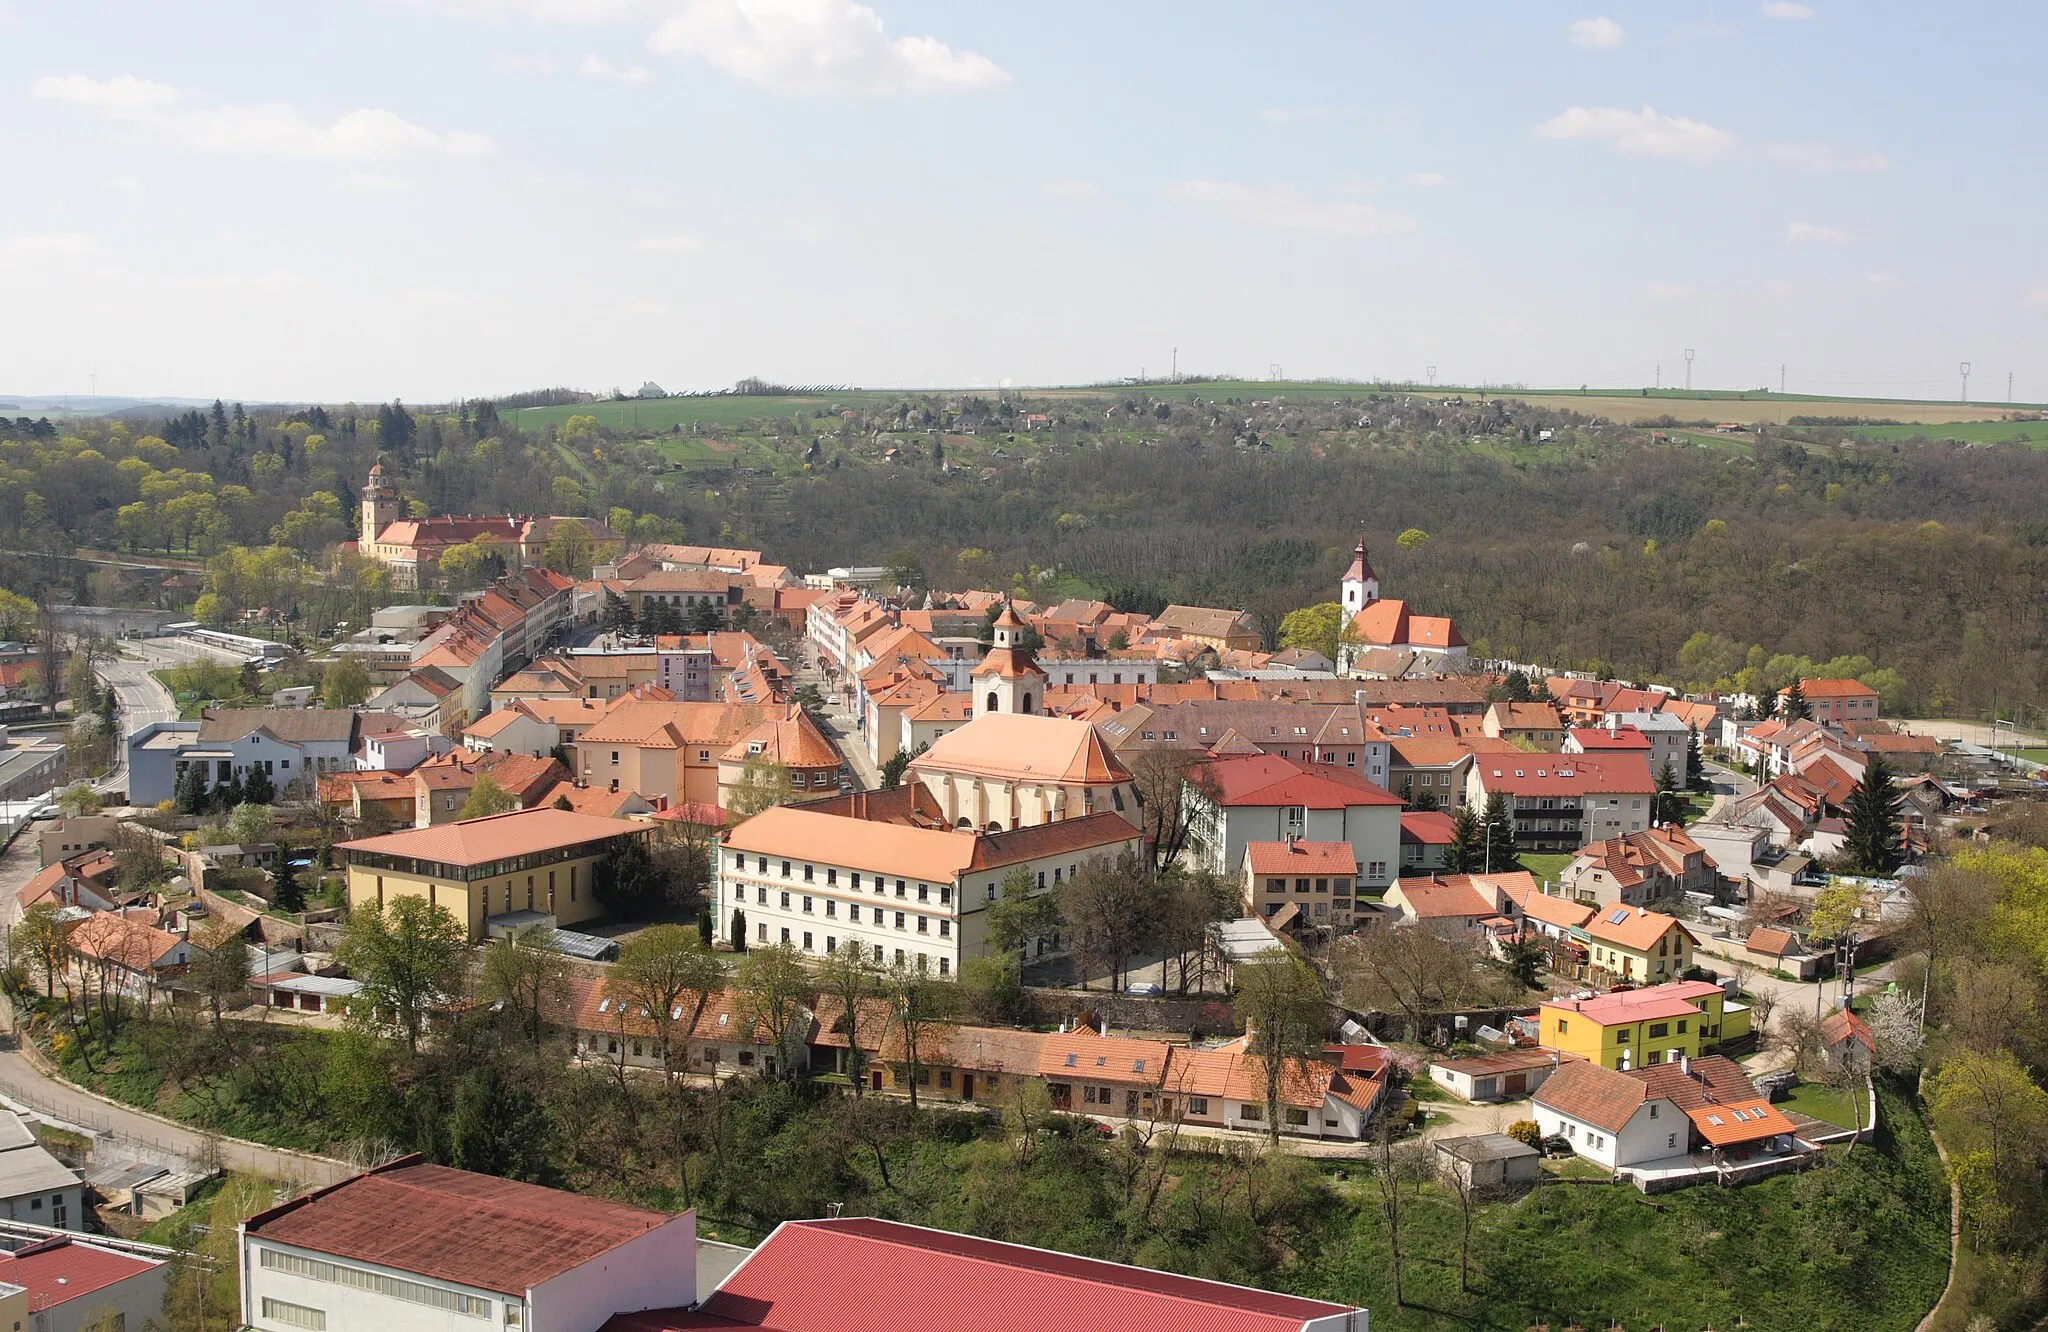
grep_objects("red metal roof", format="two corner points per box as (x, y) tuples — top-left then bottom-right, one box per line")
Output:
(244, 1158), (679, 1296)
(0, 1239), (163, 1312)
(1201, 754), (1401, 809)
(698, 1218), (1357, 1332)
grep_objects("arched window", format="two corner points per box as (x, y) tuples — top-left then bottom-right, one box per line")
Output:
(1021, 692), (1034, 714)
(986, 690), (999, 713)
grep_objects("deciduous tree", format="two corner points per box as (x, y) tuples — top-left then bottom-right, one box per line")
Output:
(336, 896), (466, 1055)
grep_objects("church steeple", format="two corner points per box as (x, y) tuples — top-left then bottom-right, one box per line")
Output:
(361, 463), (400, 549)
(1341, 540), (1380, 613)
(971, 604), (1047, 716)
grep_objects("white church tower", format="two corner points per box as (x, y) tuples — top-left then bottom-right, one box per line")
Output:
(1341, 540), (1380, 615)
(972, 604), (1048, 716)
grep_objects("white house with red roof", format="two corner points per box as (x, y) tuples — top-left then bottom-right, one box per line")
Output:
(0, 1236), (168, 1332)
(1241, 840), (1361, 929)
(1185, 754), (1402, 898)
(612, 1215), (1363, 1332)
(1463, 752), (1656, 857)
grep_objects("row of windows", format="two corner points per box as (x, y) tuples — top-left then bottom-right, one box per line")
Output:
(263, 1299), (326, 1331)
(743, 886), (954, 937)
(260, 1248), (491, 1318)
(754, 925), (951, 974)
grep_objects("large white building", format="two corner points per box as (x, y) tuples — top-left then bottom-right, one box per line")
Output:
(240, 1156), (696, 1332)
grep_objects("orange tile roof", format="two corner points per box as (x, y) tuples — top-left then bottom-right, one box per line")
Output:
(339, 807), (647, 867)
(1244, 841), (1357, 876)
(1533, 1060), (1654, 1133)
(1791, 678), (1879, 700)
(1688, 1098), (1798, 1147)
(1542, 983), (1710, 1027)
(1585, 904), (1694, 953)
(68, 912), (181, 970)
(1392, 875), (1500, 919)
(910, 714), (1130, 786)
(719, 713), (842, 769)
(1036, 1026), (1170, 1086)
(1472, 753), (1654, 796)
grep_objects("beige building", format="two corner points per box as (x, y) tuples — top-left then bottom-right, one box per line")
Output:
(339, 807), (651, 940)
(572, 699), (832, 809)
(905, 712), (1138, 833)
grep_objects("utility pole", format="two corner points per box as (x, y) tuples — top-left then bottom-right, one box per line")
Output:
(1171, 347), (1177, 381)
(2010, 370), (2015, 403)
(1655, 364), (1660, 390)
(1684, 348), (1696, 392)
(1426, 365), (1437, 388)
(1780, 364), (1786, 394)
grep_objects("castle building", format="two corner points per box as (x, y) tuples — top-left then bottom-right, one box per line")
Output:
(353, 465), (617, 589)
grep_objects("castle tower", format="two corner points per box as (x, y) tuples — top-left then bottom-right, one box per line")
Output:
(971, 604), (1048, 716)
(1341, 540), (1380, 615)
(361, 463), (400, 550)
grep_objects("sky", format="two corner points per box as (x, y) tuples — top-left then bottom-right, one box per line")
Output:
(3, 0), (2045, 404)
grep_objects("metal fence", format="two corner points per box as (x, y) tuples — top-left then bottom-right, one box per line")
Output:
(0, 1074), (221, 1169)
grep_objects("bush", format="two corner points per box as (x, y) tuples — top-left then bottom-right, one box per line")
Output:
(1507, 1119), (1542, 1147)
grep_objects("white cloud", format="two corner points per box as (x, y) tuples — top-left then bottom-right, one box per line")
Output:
(1404, 170), (1449, 188)
(1041, 178), (1095, 199)
(1569, 16), (1624, 47)
(0, 233), (91, 259)
(1787, 220), (1846, 243)
(579, 53), (650, 82)
(406, 0), (647, 20)
(647, 0), (1007, 94)
(31, 73), (179, 109)
(35, 74), (493, 159)
(633, 234), (704, 252)
(1765, 140), (1888, 172)
(1762, 1), (1815, 19)
(491, 53), (559, 74)
(1169, 180), (1417, 236)
(1534, 105), (1736, 161)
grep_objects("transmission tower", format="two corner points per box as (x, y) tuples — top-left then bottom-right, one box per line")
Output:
(1426, 365), (1437, 387)
(1684, 348), (1696, 391)
(1780, 364), (1786, 394)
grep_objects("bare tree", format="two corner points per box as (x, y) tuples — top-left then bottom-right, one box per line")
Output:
(1375, 1124), (1428, 1307)
(1335, 927), (1480, 1034)
(1131, 750), (1218, 873)
(1060, 848), (1163, 993)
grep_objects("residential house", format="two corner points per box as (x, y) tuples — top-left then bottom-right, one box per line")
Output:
(19, 852), (125, 914)
(1600, 710), (1692, 778)
(239, 1155), (695, 1332)
(459, 701), (561, 759)
(1464, 753), (1657, 856)
(410, 565), (580, 724)
(1482, 702), (1565, 749)
(536, 782), (657, 819)
(411, 751), (567, 826)
(67, 911), (192, 995)
(1037, 1024), (1170, 1119)
(1241, 840), (1358, 930)
(1540, 979), (1750, 1070)
(566, 977), (803, 1080)
(572, 700), (826, 811)
(1583, 905), (1698, 985)
(355, 726), (436, 773)
(339, 807), (654, 941)
(1782, 677), (1881, 724)
(318, 771), (417, 828)
(364, 666), (463, 731)
(1562, 725), (1653, 768)
(1151, 605), (1261, 653)
(34, 815), (121, 867)
(1164, 1036), (1381, 1139)
(1185, 754), (1402, 897)
(1493, 877), (1596, 946)
(1385, 736), (1473, 811)
(1530, 1059), (1686, 1169)
(128, 707), (359, 805)
(1559, 827), (1719, 907)
(1381, 874), (1507, 939)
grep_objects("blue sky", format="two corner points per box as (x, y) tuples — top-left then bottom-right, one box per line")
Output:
(3, 0), (2043, 403)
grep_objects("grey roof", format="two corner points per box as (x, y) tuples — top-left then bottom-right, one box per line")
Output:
(0, 1115), (36, 1153)
(1436, 1132), (1540, 1164)
(197, 708), (356, 746)
(266, 975), (363, 998)
(1207, 918), (1289, 964)
(549, 930), (620, 962)
(0, 1144), (83, 1200)
(85, 1161), (169, 1194)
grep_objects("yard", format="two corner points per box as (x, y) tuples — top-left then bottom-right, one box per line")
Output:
(1517, 852), (1576, 884)
(1777, 1080), (1860, 1131)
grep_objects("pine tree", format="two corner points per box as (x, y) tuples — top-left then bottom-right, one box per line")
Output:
(1780, 679), (1812, 722)
(1654, 761), (1685, 824)
(1447, 805), (1485, 873)
(174, 763), (207, 816)
(242, 764), (275, 806)
(1685, 723), (1705, 790)
(729, 908), (748, 953)
(1481, 792), (1522, 873)
(273, 854), (305, 913)
(1845, 751), (1904, 874)
(698, 911), (715, 950)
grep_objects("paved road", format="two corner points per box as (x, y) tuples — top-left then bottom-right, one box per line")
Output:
(95, 647), (180, 798)
(1697, 759), (1758, 823)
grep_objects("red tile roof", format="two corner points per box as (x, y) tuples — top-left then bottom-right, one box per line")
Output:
(1585, 904), (1694, 953)
(696, 1217), (1357, 1332)
(244, 1157), (680, 1296)
(1201, 754), (1401, 809)
(1533, 1060), (1654, 1134)
(1399, 810), (1456, 845)
(1622, 1054), (1756, 1111)
(1391, 875), (1499, 920)
(1568, 726), (1650, 750)
(1821, 1006), (1875, 1051)
(1541, 983), (1712, 1027)
(1791, 678), (1879, 700)
(1689, 1098), (1799, 1147)
(1244, 840), (1357, 876)
(1472, 753), (1654, 796)
(0, 1238), (163, 1311)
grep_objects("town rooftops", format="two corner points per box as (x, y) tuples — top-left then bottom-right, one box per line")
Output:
(1568, 725), (1650, 751)
(1036, 1025), (1171, 1085)
(666, 1215), (1358, 1332)
(1391, 874), (1499, 919)
(1622, 1054), (1757, 1111)
(1399, 810), (1456, 846)
(1200, 754), (1401, 809)
(1244, 840), (1357, 877)
(1745, 926), (1799, 957)
(243, 1156), (679, 1297)
(721, 803), (1137, 883)
(0, 1238), (162, 1311)
(338, 807), (646, 868)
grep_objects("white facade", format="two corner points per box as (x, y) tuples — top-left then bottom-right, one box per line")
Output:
(1039, 659), (1160, 689)
(242, 1213), (696, 1332)
(1532, 1095), (1685, 1169)
(1188, 797), (1401, 898)
(463, 710), (558, 760)
(1602, 712), (1690, 778)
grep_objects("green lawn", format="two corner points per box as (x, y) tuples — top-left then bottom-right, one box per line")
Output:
(1778, 1080), (1859, 1130)
(1840, 419), (2048, 446)
(1519, 852), (1576, 884)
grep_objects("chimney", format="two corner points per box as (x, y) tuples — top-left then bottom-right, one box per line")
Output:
(1680, 1053), (1691, 1077)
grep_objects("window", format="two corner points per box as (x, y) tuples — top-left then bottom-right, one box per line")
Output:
(611, 751), (619, 765)
(781, 860), (792, 878)
(917, 884), (929, 901)
(780, 891), (790, 909)
(938, 957), (950, 975)
(825, 900), (837, 918)
(939, 920), (951, 937)
(1677, 1018), (1688, 1033)
(802, 896), (813, 914)
(802, 932), (813, 950)
(261, 1250), (487, 1318)
(849, 904), (861, 922)
(263, 1300), (326, 1331)
(1189, 1097), (1209, 1115)
(1240, 1103), (1263, 1121)
(756, 886), (766, 905)
(1649, 1103), (1659, 1118)
(826, 936), (837, 952)
(850, 872), (863, 890)
(895, 912), (906, 929)
(826, 868), (837, 886)
(916, 916), (928, 934)
(1648, 1023), (1668, 1038)
(1367, 861), (1387, 880)
(1285, 1108), (1310, 1126)
(803, 864), (814, 882)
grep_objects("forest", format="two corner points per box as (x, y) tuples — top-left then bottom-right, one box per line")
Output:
(5, 386), (2047, 717)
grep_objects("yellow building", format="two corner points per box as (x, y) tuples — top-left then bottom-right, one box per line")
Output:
(1583, 905), (1696, 985)
(1539, 980), (1752, 1071)
(339, 807), (650, 941)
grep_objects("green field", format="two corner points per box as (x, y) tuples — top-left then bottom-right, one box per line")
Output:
(1833, 418), (2048, 445)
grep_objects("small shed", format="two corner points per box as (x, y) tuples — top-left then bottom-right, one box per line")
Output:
(264, 974), (362, 1013)
(1435, 1133), (1541, 1193)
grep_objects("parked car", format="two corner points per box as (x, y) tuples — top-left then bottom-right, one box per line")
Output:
(1124, 982), (1163, 998)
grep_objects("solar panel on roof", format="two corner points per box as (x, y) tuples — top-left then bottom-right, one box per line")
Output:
(1607, 909), (1630, 924)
